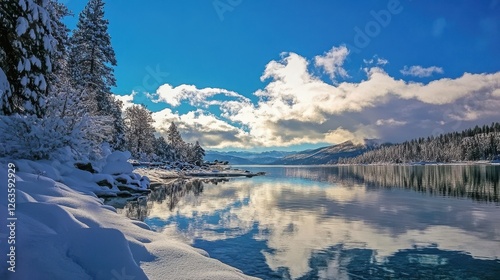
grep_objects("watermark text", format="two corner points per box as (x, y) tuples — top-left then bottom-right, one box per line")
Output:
(6, 162), (17, 273)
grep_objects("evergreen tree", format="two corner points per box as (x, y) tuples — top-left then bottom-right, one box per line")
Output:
(124, 104), (155, 157)
(68, 0), (124, 150)
(340, 123), (500, 164)
(154, 136), (175, 161)
(0, 0), (59, 117)
(167, 122), (183, 147)
(47, 0), (71, 91)
(68, 0), (116, 115)
(167, 122), (186, 160)
(108, 95), (126, 150)
(44, 0), (75, 119)
(185, 142), (194, 162)
(191, 141), (205, 165)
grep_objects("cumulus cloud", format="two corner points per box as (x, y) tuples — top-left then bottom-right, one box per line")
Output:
(324, 127), (375, 145)
(152, 108), (251, 149)
(314, 45), (350, 82)
(147, 46), (500, 149)
(149, 83), (248, 107)
(401, 65), (444, 77)
(114, 92), (136, 109)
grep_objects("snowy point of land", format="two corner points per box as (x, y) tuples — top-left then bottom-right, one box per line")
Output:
(0, 151), (257, 279)
(132, 160), (265, 181)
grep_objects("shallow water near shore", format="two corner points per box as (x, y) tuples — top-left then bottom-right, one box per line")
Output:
(123, 165), (500, 279)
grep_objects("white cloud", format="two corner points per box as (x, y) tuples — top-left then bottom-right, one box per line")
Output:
(401, 65), (444, 77)
(114, 92), (136, 109)
(376, 118), (407, 126)
(152, 108), (251, 149)
(376, 57), (389, 66)
(146, 46), (500, 149)
(150, 83), (248, 107)
(364, 56), (389, 66)
(324, 127), (376, 145)
(314, 45), (350, 82)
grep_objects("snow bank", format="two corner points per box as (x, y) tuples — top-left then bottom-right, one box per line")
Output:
(103, 151), (134, 174)
(0, 159), (256, 279)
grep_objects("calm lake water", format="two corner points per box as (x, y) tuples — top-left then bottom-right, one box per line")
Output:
(124, 165), (500, 279)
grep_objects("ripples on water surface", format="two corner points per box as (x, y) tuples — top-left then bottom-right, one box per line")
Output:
(123, 165), (500, 279)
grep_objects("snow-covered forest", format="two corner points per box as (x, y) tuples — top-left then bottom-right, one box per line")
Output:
(0, 0), (204, 164)
(339, 123), (500, 164)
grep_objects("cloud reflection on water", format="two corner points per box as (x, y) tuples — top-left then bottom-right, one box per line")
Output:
(138, 166), (500, 279)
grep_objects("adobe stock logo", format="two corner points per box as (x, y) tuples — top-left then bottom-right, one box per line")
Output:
(213, 0), (243, 21)
(132, 65), (169, 94)
(347, 0), (405, 53)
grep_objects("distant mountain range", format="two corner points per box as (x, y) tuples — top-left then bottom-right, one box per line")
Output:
(206, 140), (379, 165)
(272, 140), (379, 165)
(207, 123), (500, 165)
(204, 150), (295, 165)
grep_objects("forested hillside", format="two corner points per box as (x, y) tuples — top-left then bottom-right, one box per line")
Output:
(273, 141), (374, 165)
(339, 123), (500, 164)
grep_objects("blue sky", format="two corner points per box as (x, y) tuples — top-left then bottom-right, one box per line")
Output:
(64, 0), (500, 151)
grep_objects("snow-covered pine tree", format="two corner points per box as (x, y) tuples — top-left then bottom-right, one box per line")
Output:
(0, 0), (59, 117)
(67, 0), (126, 151)
(340, 122), (500, 164)
(0, 0), (109, 160)
(68, 0), (116, 115)
(124, 104), (156, 158)
(46, 0), (70, 91)
(167, 122), (182, 146)
(185, 142), (194, 162)
(191, 141), (205, 165)
(108, 95), (126, 150)
(154, 136), (175, 161)
(167, 122), (187, 161)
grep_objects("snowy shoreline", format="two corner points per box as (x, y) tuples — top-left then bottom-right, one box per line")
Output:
(0, 153), (258, 279)
(134, 166), (265, 180)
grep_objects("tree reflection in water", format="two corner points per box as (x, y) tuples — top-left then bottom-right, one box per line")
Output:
(128, 166), (500, 279)
(122, 178), (229, 221)
(283, 165), (499, 203)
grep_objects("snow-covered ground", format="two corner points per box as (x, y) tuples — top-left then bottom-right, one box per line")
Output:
(0, 152), (256, 279)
